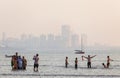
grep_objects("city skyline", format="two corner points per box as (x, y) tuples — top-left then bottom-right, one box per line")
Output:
(0, 25), (114, 51)
(0, 25), (119, 47)
(0, 0), (120, 46)
(0, 26), (81, 50)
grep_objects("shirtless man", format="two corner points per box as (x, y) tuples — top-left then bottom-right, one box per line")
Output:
(33, 54), (39, 72)
(82, 55), (96, 68)
(102, 56), (113, 68)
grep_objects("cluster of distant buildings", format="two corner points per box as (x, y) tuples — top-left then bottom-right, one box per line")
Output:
(0, 25), (82, 51)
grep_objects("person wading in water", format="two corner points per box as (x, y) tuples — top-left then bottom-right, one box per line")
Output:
(33, 54), (39, 72)
(82, 55), (96, 68)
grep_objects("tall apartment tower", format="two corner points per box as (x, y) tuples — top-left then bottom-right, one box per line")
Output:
(71, 34), (79, 48)
(61, 25), (71, 48)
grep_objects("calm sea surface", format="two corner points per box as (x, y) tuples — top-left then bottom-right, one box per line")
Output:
(0, 50), (120, 78)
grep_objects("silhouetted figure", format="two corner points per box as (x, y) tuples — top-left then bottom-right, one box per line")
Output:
(65, 57), (68, 68)
(22, 56), (27, 70)
(33, 54), (39, 72)
(75, 57), (78, 69)
(82, 55), (96, 68)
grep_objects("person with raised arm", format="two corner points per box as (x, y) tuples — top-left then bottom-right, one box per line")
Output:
(102, 56), (113, 68)
(82, 55), (96, 68)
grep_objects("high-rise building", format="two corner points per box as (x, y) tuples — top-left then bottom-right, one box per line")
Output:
(40, 34), (47, 48)
(40, 34), (46, 41)
(61, 25), (71, 39)
(61, 25), (71, 47)
(54, 36), (63, 48)
(47, 34), (55, 48)
(71, 34), (79, 48)
(21, 34), (27, 40)
(47, 34), (54, 41)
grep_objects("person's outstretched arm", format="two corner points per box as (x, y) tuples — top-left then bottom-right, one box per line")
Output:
(82, 56), (84, 61)
(82, 56), (88, 59)
(110, 58), (113, 61)
(91, 55), (96, 58)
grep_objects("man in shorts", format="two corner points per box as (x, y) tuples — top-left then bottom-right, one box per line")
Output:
(33, 54), (39, 72)
(82, 55), (96, 68)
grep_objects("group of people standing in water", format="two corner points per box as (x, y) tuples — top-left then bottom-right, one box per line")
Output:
(65, 55), (113, 69)
(11, 52), (27, 70)
(10, 52), (113, 72)
(11, 52), (39, 72)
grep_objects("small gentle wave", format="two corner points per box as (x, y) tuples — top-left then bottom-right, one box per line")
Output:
(0, 73), (120, 77)
(0, 64), (120, 69)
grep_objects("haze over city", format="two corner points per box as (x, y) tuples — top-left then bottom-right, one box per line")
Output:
(0, 0), (120, 46)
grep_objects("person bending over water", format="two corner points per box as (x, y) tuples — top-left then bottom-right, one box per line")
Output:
(65, 57), (68, 68)
(102, 56), (113, 68)
(82, 55), (96, 68)
(75, 57), (78, 69)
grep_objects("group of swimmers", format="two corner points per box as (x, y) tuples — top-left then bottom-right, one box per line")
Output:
(11, 52), (39, 72)
(11, 52), (27, 70)
(10, 53), (113, 72)
(65, 55), (113, 69)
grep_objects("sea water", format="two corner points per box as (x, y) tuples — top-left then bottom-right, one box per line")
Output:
(0, 50), (120, 78)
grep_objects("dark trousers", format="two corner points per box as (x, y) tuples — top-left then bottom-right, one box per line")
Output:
(87, 62), (91, 68)
(65, 63), (68, 68)
(75, 64), (77, 69)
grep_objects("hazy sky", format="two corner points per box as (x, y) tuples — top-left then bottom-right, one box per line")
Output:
(0, 0), (120, 46)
